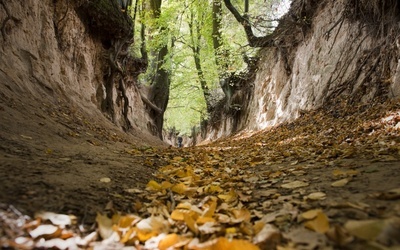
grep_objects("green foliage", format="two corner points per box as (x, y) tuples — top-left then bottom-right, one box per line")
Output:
(131, 0), (290, 134)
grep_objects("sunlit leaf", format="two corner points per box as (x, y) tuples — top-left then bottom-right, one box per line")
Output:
(100, 177), (111, 183)
(158, 233), (181, 250)
(212, 237), (260, 250)
(202, 198), (217, 218)
(171, 183), (188, 194)
(184, 213), (199, 234)
(29, 224), (61, 239)
(304, 211), (330, 233)
(331, 178), (349, 187)
(304, 192), (326, 201)
(147, 180), (162, 191)
(34, 211), (73, 227)
(196, 216), (216, 225)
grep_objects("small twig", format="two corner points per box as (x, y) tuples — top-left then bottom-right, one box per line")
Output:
(168, 190), (176, 212)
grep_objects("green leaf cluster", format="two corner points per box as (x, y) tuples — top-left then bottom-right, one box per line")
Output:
(131, 0), (290, 135)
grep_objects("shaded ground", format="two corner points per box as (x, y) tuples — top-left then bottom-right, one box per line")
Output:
(0, 94), (165, 223)
(1, 94), (400, 249)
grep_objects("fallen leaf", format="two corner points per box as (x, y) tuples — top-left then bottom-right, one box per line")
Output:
(343, 218), (400, 242)
(304, 192), (326, 201)
(281, 181), (309, 189)
(29, 224), (61, 239)
(370, 187), (400, 200)
(212, 237), (260, 250)
(300, 209), (322, 220)
(100, 177), (111, 183)
(35, 211), (72, 227)
(331, 178), (349, 187)
(253, 223), (280, 245)
(184, 213), (199, 234)
(96, 213), (114, 240)
(158, 233), (182, 250)
(326, 224), (354, 246)
(304, 210), (330, 233)
(147, 180), (162, 191)
(171, 183), (188, 194)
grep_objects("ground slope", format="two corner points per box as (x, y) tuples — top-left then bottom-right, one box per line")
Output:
(1, 99), (399, 249)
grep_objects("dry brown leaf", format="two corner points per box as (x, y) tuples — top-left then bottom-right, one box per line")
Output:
(281, 181), (309, 189)
(253, 223), (280, 245)
(326, 224), (354, 246)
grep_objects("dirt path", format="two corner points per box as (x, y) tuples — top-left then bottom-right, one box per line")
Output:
(1, 96), (400, 249)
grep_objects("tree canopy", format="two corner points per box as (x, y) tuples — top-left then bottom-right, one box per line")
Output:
(130, 0), (290, 135)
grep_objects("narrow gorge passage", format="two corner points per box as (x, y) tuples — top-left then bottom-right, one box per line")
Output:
(1, 97), (399, 249)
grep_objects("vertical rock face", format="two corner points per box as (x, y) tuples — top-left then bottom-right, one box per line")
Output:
(204, 0), (400, 140)
(247, 0), (400, 130)
(0, 0), (154, 135)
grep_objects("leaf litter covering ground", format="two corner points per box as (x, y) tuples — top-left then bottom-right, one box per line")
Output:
(1, 100), (400, 249)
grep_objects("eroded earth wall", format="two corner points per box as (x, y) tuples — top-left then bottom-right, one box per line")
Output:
(247, 0), (400, 131)
(205, 0), (400, 140)
(0, 0), (154, 135)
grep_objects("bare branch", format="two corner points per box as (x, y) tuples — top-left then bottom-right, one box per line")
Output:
(223, 0), (274, 47)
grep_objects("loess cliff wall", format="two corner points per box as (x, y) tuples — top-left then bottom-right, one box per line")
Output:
(0, 0), (155, 138)
(204, 0), (400, 141)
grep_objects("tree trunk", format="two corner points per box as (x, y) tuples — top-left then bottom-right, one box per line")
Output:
(189, 11), (213, 112)
(149, 45), (170, 139)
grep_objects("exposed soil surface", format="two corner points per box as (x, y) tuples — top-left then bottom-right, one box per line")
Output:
(0, 94), (166, 222)
(1, 95), (400, 249)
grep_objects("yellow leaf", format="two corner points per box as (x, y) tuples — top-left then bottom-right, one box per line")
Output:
(225, 227), (237, 234)
(137, 229), (158, 242)
(196, 216), (216, 225)
(147, 180), (162, 191)
(304, 211), (330, 233)
(158, 234), (180, 250)
(203, 199), (217, 218)
(184, 213), (199, 234)
(171, 183), (188, 194)
(218, 189), (237, 203)
(207, 185), (223, 193)
(232, 208), (251, 222)
(211, 237), (260, 250)
(161, 181), (173, 189)
(171, 209), (197, 221)
(118, 215), (140, 228)
(120, 227), (137, 244)
(301, 209), (323, 220)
